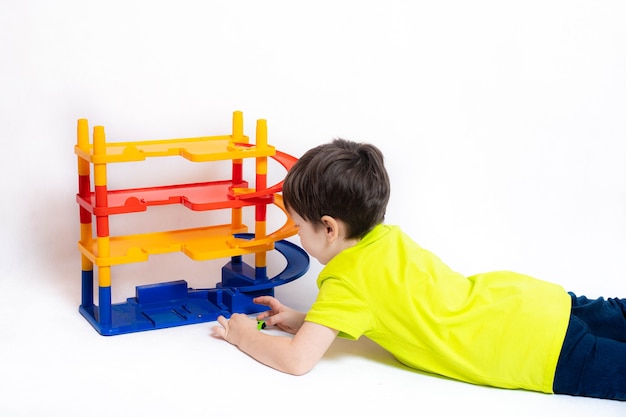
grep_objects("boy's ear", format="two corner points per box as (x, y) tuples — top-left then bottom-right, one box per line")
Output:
(320, 215), (340, 243)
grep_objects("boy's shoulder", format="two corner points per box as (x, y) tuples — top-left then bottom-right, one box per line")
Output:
(361, 223), (413, 246)
(330, 224), (413, 266)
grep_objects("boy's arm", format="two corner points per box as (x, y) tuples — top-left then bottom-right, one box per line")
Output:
(213, 314), (338, 375)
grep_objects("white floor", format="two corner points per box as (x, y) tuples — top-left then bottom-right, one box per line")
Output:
(1, 255), (624, 417)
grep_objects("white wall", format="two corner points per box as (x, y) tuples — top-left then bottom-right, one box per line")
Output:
(1, 1), (626, 415)
(4, 0), (625, 293)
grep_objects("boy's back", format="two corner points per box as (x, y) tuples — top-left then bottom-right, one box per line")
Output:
(306, 224), (572, 393)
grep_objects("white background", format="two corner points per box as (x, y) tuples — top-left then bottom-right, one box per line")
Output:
(1, 1), (626, 415)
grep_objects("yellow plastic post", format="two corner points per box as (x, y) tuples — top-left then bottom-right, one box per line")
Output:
(232, 111), (244, 144)
(255, 119), (268, 275)
(93, 125), (112, 325)
(256, 119), (267, 149)
(93, 126), (111, 270)
(77, 119), (94, 307)
(231, 111), (244, 229)
(77, 119), (93, 272)
(77, 119), (90, 173)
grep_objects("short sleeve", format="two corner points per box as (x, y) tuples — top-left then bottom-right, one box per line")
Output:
(305, 275), (373, 340)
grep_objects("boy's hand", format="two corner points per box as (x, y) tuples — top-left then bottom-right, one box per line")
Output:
(212, 314), (258, 346)
(254, 296), (306, 334)
(211, 302), (338, 375)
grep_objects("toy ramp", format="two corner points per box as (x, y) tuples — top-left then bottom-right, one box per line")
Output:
(76, 111), (309, 335)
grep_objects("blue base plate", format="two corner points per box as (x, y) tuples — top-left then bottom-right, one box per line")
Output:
(79, 237), (309, 336)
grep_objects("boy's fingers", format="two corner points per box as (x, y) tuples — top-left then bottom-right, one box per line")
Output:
(264, 312), (287, 327)
(211, 325), (225, 338)
(256, 310), (271, 320)
(253, 296), (275, 306)
(217, 315), (229, 327)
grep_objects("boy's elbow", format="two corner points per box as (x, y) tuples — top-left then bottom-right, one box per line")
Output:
(286, 364), (313, 376)
(285, 367), (313, 376)
(281, 356), (318, 376)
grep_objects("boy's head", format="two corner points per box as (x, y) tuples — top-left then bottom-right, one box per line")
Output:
(283, 138), (390, 240)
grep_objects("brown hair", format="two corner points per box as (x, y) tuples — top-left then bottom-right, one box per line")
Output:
(283, 138), (390, 239)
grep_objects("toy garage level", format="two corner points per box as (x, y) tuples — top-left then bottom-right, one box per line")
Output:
(75, 111), (309, 335)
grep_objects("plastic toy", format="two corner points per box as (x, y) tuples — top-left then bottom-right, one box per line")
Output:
(75, 111), (309, 335)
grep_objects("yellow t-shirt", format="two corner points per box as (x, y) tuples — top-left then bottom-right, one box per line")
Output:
(305, 224), (572, 393)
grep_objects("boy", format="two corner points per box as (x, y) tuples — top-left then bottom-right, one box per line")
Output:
(212, 139), (626, 401)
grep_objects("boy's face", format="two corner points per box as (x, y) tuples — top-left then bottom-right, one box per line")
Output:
(287, 209), (334, 265)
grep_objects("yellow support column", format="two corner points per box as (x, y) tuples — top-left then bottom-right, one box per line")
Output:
(255, 119), (268, 280)
(231, 111), (244, 229)
(93, 125), (112, 325)
(77, 119), (94, 308)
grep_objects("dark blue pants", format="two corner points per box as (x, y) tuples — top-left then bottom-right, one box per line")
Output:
(552, 293), (626, 401)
